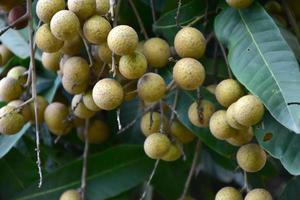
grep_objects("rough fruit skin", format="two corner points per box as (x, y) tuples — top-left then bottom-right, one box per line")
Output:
(96, 0), (109, 15)
(50, 10), (80, 41)
(0, 45), (13, 65)
(8, 6), (27, 29)
(36, 0), (66, 23)
(8, 100), (32, 122)
(173, 58), (205, 90)
(83, 15), (111, 44)
(170, 120), (195, 144)
(140, 112), (165, 137)
(226, 0), (253, 9)
(7, 66), (27, 85)
(144, 133), (171, 159)
(209, 110), (238, 140)
(72, 95), (96, 119)
(0, 77), (22, 102)
(82, 91), (101, 111)
(0, 106), (25, 135)
(42, 52), (62, 71)
(226, 103), (247, 130)
(245, 188), (272, 200)
(226, 127), (253, 146)
(97, 43), (112, 63)
(137, 73), (166, 102)
(236, 143), (267, 172)
(68, 0), (96, 21)
(44, 102), (72, 136)
(92, 78), (124, 110)
(62, 78), (89, 95)
(161, 144), (181, 161)
(188, 100), (215, 128)
(143, 38), (170, 68)
(35, 24), (64, 53)
(107, 25), (138, 55)
(30, 96), (49, 123)
(174, 27), (206, 59)
(61, 35), (83, 56)
(119, 51), (147, 80)
(59, 189), (81, 200)
(215, 79), (245, 108)
(215, 187), (243, 200)
(78, 120), (110, 144)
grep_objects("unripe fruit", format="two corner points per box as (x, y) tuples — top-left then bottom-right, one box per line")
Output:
(35, 24), (64, 53)
(44, 102), (72, 136)
(78, 120), (110, 144)
(30, 96), (49, 123)
(161, 144), (181, 162)
(50, 10), (80, 41)
(236, 143), (267, 172)
(245, 188), (272, 200)
(0, 77), (22, 102)
(61, 35), (84, 56)
(173, 58), (205, 90)
(0, 106), (25, 135)
(174, 27), (206, 59)
(72, 94), (96, 119)
(188, 100), (215, 128)
(119, 51), (147, 80)
(0, 45), (13, 65)
(215, 187), (242, 200)
(137, 73), (166, 102)
(143, 38), (170, 68)
(83, 15), (111, 44)
(226, 103), (247, 130)
(144, 133), (171, 159)
(170, 120), (195, 144)
(226, 127), (253, 146)
(96, 0), (109, 15)
(140, 112), (166, 137)
(209, 110), (237, 140)
(107, 25), (138, 55)
(226, 0), (253, 9)
(92, 78), (124, 110)
(97, 43), (112, 63)
(42, 52), (62, 71)
(59, 189), (81, 200)
(8, 100), (32, 122)
(206, 84), (217, 94)
(36, 0), (66, 23)
(7, 66), (27, 85)
(8, 6), (27, 29)
(215, 79), (245, 108)
(82, 91), (101, 111)
(68, 0), (96, 21)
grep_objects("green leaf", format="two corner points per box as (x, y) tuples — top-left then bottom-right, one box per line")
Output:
(279, 176), (300, 200)
(41, 76), (61, 102)
(214, 3), (300, 133)
(14, 145), (154, 200)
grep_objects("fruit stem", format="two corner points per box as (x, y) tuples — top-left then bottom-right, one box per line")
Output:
(175, 0), (182, 28)
(150, 0), (156, 23)
(80, 119), (90, 200)
(79, 31), (93, 67)
(217, 39), (233, 79)
(240, 170), (250, 193)
(0, 11), (28, 36)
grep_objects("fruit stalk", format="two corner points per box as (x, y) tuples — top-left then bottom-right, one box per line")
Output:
(80, 119), (90, 200)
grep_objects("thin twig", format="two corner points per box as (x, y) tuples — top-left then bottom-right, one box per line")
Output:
(81, 119), (90, 200)
(240, 170), (250, 193)
(128, 0), (149, 39)
(159, 100), (164, 133)
(0, 98), (33, 120)
(281, 0), (300, 41)
(150, 0), (156, 23)
(80, 31), (93, 67)
(218, 40), (233, 79)
(0, 13), (29, 36)
(168, 89), (179, 127)
(117, 108), (122, 130)
(212, 41), (219, 83)
(175, 0), (182, 28)
(109, 0), (116, 24)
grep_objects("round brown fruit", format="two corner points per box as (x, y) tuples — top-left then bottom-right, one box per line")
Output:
(143, 38), (170, 68)
(188, 100), (215, 128)
(60, 35), (84, 56)
(226, 127), (253, 146)
(8, 100), (32, 122)
(0, 45), (13, 65)
(140, 112), (165, 137)
(7, 66), (27, 85)
(71, 94), (96, 119)
(96, 0), (109, 15)
(59, 189), (81, 200)
(82, 91), (101, 111)
(170, 120), (195, 144)
(36, 0), (66, 23)
(119, 51), (147, 80)
(0, 105), (25, 135)
(97, 43), (112, 63)
(161, 144), (182, 162)
(226, 103), (248, 130)
(83, 15), (111, 44)
(245, 188), (272, 200)
(8, 6), (27, 29)
(30, 96), (49, 123)
(144, 133), (171, 159)
(68, 0), (96, 21)
(226, 0), (254, 9)
(215, 187), (242, 200)
(0, 77), (22, 102)
(78, 120), (110, 144)
(42, 52), (62, 71)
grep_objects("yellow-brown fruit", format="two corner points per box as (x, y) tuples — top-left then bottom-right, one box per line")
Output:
(83, 15), (111, 44)
(174, 27), (206, 59)
(173, 58), (205, 90)
(62, 78), (89, 95)
(226, 103), (248, 130)
(0, 106), (25, 135)
(42, 52), (62, 71)
(68, 0), (96, 21)
(215, 79), (245, 108)
(140, 112), (166, 137)
(236, 143), (267, 172)
(92, 78), (124, 110)
(36, 0), (66, 23)
(7, 66), (27, 85)
(82, 91), (101, 111)
(123, 80), (137, 101)
(59, 55), (71, 75)
(245, 188), (272, 200)
(30, 96), (49, 123)
(170, 120), (195, 144)
(96, 0), (109, 15)
(61, 35), (84, 56)
(144, 133), (171, 159)
(0, 0), (23, 12)
(226, 0), (253, 9)
(215, 187), (242, 200)
(59, 189), (81, 200)
(50, 10), (80, 41)
(119, 51), (147, 80)
(209, 110), (238, 140)
(73, 116), (85, 127)
(188, 100), (215, 128)
(8, 100), (32, 122)
(206, 84), (217, 94)
(97, 43), (112, 63)
(71, 94), (96, 119)
(137, 73), (166, 102)
(226, 127), (253, 146)
(107, 25), (138, 55)
(35, 24), (64, 53)
(0, 45), (13, 65)
(234, 95), (265, 126)
(143, 38), (170, 68)
(0, 77), (22, 102)
(78, 120), (110, 144)
(44, 102), (72, 136)
(264, 1), (283, 14)
(161, 144), (182, 162)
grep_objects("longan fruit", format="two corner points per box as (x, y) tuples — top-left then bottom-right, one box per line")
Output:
(36, 0), (66, 23)
(140, 112), (166, 137)
(161, 144), (182, 162)
(92, 78), (124, 110)
(188, 100), (215, 128)
(119, 51), (147, 80)
(59, 189), (81, 200)
(226, 103), (248, 130)
(107, 25), (138, 55)
(215, 187), (242, 200)
(7, 66), (27, 85)
(0, 77), (22, 102)
(42, 52), (62, 71)
(62, 78), (89, 95)
(30, 96), (49, 123)
(245, 188), (272, 200)
(170, 120), (195, 144)
(83, 15), (111, 44)
(82, 91), (101, 111)
(97, 43), (112, 63)
(0, 45), (13, 65)
(137, 73), (166, 102)
(35, 24), (64, 53)
(68, 0), (96, 21)
(78, 120), (110, 144)
(234, 95), (265, 126)
(236, 143), (267, 172)
(50, 10), (80, 41)
(0, 106), (25, 135)
(215, 79), (245, 108)
(8, 6), (28, 29)
(144, 133), (171, 159)
(206, 84), (217, 94)
(143, 38), (170, 68)
(226, 127), (253, 146)
(60, 35), (84, 56)
(96, 0), (109, 15)
(71, 94), (96, 119)
(8, 100), (32, 122)
(226, 0), (253, 9)
(44, 102), (72, 136)
(209, 110), (238, 140)
(174, 27), (206, 59)
(173, 58), (205, 90)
